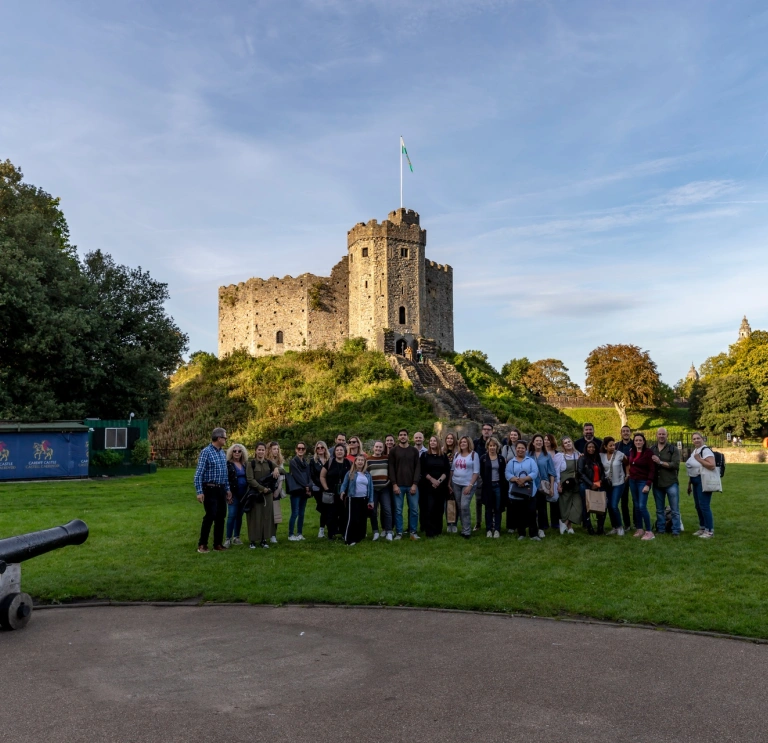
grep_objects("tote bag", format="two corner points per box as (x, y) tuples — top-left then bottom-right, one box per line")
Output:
(585, 489), (607, 514)
(700, 464), (723, 493)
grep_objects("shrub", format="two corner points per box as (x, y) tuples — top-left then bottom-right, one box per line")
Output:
(91, 450), (124, 468)
(131, 439), (151, 465)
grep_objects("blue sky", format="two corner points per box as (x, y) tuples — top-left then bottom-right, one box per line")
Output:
(3, 1), (767, 386)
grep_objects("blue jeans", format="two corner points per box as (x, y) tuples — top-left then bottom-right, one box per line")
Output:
(394, 484), (419, 534)
(608, 484), (624, 528)
(226, 496), (242, 540)
(628, 479), (651, 530)
(653, 482), (681, 534)
(289, 496), (308, 536)
(484, 483), (502, 532)
(690, 475), (714, 531)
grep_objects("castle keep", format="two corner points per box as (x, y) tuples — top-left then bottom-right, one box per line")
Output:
(218, 208), (453, 357)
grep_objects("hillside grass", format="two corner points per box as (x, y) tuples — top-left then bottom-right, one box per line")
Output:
(562, 407), (693, 439)
(152, 345), (436, 450)
(2, 466), (767, 639)
(445, 350), (581, 438)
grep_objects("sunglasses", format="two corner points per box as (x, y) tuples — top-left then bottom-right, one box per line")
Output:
(297, 447), (306, 451)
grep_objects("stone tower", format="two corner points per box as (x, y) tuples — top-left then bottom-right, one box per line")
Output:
(739, 315), (752, 340)
(347, 208), (428, 352)
(686, 363), (699, 381)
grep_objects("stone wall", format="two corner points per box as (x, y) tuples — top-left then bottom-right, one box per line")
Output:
(306, 258), (349, 351)
(424, 260), (454, 352)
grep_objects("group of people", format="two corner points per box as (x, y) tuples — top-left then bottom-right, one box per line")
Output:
(193, 422), (720, 552)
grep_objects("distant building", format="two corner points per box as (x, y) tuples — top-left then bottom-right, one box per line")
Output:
(686, 363), (699, 381)
(738, 315), (752, 340)
(218, 208), (454, 358)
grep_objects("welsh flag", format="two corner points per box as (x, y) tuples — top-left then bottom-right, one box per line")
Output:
(401, 136), (413, 172)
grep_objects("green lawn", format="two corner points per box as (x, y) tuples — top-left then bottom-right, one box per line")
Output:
(562, 407), (693, 439)
(1, 467), (766, 638)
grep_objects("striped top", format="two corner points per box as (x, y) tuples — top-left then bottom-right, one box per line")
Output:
(367, 456), (390, 490)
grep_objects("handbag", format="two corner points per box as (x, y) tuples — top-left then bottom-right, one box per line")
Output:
(585, 489), (607, 514)
(273, 501), (283, 524)
(508, 459), (532, 499)
(240, 487), (265, 513)
(322, 491), (335, 505)
(446, 499), (457, 522)
(539, 479), (552, 496)
(700, 465), (723, 493)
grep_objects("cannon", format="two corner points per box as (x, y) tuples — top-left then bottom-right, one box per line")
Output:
(0, 520), (89, 630)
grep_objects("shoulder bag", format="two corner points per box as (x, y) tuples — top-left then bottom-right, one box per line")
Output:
(508, 460), (532, 499)
(699, 449), (723, 492)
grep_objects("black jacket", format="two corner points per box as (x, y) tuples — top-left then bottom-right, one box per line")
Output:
(479, 453), (509, 506)
(227, 460), (248, 497)
(575, 436), (603, 455)
(286, 455), (312, 496)
(577, 456), (606, 489)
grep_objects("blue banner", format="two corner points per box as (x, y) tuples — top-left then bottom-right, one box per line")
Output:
(0, 432), (89, 480)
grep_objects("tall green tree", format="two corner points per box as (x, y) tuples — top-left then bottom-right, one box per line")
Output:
(697, 375), (761, 437)
(584, 344), (662, 427)
(521, 358), (581, 397)
(501, 357), (531, 385)
(0, 160), (188, 422)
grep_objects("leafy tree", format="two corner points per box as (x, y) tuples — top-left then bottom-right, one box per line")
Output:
(520, 358), (581, 397)
(500, 357), (531, 385)
(697, 375), (761, 436)
(584, 344), (662, 427)
(0, 160), (188, 422)
(698, 329), (768, 426)
(0, 160), (94, 419)
(80, 250), (188, 421)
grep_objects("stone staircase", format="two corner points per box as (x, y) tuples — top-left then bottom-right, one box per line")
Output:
(388, 355), (506, 438)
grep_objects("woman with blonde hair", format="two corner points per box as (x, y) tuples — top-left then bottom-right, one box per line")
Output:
(267, 441), (287, 544)
(558, 436), (581, 534)
(309, 441), (330, 538)
(479, 436), (508, 538)
(225, 443), (249, 547)
(451, 436), (480, 539)
(443, 432), (459, 532)
(339, 453), (374, 545)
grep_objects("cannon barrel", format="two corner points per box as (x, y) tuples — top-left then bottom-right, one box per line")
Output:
(0, 520), (89, 565)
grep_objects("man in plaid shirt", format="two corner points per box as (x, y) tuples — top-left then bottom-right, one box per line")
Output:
(194, 427), (232, 553)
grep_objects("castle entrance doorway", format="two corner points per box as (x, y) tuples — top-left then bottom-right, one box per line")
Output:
(396, 338), (407, 356)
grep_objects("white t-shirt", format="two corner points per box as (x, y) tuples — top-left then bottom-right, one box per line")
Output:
(550, 451), (565, 484)
(354, 472), (369, 496)
(601, 451), (626, 487)
(686, 447), (713, 477)
(452, 452), (480, 487)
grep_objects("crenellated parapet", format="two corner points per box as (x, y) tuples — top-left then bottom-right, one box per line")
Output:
(426, 260), (452, 273)
(347, 214), (426, 248)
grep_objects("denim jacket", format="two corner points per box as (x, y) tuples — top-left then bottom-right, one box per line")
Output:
(340, 471), (374, 504)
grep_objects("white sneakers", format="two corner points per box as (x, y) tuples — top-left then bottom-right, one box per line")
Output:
(486, 530), (493, 538)
(318, 527), (325, 539)
(372, 532), (380, 541)
(288, 535), (299, 541)
(223, 539), (231, 548)
(699, 530), (714, 539)
(231, 537), (243, 545)
(617, 527), (625, 536)
(493, 530), (500, 538)
(386, 532), (393, 542)
(270, 536), (277, 544)
(559, 521), (567, 535)
(537, 529), (546, 539)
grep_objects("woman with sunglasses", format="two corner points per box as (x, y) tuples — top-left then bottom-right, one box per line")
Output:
(225, 443), (249, 547)
(346, 436), (366, 464)
(286, 442), (311, 541)
(309, 441), (330, 538)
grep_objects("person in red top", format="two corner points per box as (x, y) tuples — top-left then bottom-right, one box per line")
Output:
(628, 433), (656, 540)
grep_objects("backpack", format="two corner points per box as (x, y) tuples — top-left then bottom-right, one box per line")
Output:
(712, 450), (726, 478)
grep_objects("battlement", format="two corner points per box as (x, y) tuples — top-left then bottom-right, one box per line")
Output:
(347, 210), (426, 248)
(426, 260), (452, 273)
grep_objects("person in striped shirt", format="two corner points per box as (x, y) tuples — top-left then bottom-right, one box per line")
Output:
(367, 440), (392, 541)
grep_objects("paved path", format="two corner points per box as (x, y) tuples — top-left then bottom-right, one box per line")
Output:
(2, 606), (766, 742)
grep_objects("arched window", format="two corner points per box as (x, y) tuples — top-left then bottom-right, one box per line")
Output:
(276, 331), (284, 344)
(399, 306), (406, 324)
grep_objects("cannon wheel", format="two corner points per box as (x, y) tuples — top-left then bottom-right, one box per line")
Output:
(0, 592), (33, 631)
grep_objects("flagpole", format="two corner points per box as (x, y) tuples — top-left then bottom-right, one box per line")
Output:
(400, 135), (403, 208)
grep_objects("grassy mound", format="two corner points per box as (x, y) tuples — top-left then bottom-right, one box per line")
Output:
(444, 350), (581, 438)
(152, 344), (435, 450)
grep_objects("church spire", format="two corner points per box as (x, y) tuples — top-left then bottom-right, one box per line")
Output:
(739, 316), (752, 340)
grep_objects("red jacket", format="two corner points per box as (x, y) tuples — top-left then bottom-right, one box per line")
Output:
(628, 448), (656, 487)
